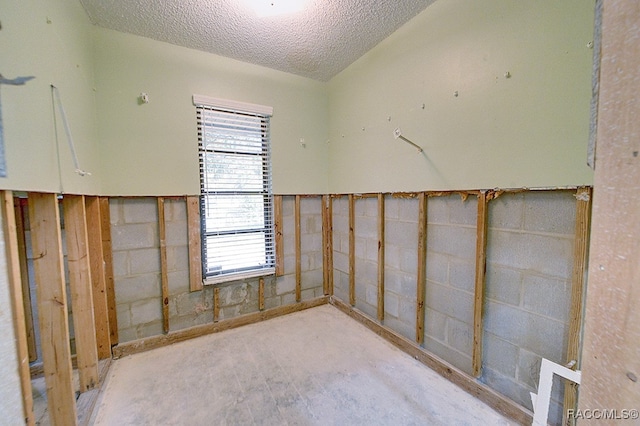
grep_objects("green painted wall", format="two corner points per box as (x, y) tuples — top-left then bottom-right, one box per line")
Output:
(0, 0), (101, 194)
(328, 0), (596, 192)
(93, 28), (329, 196)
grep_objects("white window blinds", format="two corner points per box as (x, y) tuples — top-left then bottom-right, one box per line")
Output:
(195, 96), (275, 282)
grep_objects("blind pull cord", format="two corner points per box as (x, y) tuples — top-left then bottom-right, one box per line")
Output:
(51, 85), (91, 177)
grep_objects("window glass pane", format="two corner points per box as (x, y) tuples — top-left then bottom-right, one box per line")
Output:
(204, 194), (265, 232)
(205, 232), (267, 274)
(202, 152), (264, 192)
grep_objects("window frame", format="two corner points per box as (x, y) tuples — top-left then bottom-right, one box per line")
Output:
(194, 95), (275, 285)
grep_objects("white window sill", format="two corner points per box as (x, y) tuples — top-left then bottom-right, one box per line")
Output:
(204, 267), (275, 286)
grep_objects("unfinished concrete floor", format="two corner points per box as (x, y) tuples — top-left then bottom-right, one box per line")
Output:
(91, 305), (516, 425)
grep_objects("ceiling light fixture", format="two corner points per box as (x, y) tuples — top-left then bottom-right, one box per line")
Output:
(244, 0), (309, 17)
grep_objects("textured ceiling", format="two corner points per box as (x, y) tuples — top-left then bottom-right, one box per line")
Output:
(79, 0), (436, 81)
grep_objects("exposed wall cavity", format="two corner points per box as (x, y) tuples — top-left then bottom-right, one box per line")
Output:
(108, 190), (580, 426)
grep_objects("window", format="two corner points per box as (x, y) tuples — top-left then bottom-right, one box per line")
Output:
(194, 95), (275, 283)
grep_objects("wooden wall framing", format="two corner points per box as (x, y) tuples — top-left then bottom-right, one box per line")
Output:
(186, 196), (203, 291)
(29, 193), (78, 425)
(85, 196), (111, 359)
(99, 197), (118, 345)
(157, 197), (170, 334)
(472, 191), (489, 377)
(1, 192), (35, 425)
(13, 197), (37, 362)
(416, 193), (427, 344)
(62, 195), (99, 392)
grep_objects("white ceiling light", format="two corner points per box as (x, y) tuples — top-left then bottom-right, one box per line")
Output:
(244, 0), (310, 17)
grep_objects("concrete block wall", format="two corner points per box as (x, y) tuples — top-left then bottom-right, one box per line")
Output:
(298, 197), (325, 300)
(332, 197), (350, 303)
(353, 197), (379, 319)
(111, 196), (323, 342)
(424, 194), (478, 376)
(330, 191), (577, 425)
(383, 196), (419, 341)
(110, 198), (164, 341)
(481, 191), (576, 425)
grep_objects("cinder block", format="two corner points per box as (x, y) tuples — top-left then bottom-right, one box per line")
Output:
(523, 191), (576, 235)
(448, 195), (477, 226)
(486, 230), (573, 279)
(170, 312), (212, 332)
(483, 332), (518, 377)
(333, 271), (349, 302)
(167, 269), (190, 295)
(302, 215), (318, 234)
(174, 291), (206, 316)
(165, 220), (188, 246)
(364, 197), (378, 217)
(301, 288), (315, 301)
(484, 301), (567, 361)
(131, 298), (162, 325)
(109, 198), (124, 225)
(427, 197), (448, 224)
(384, 196), (399, 220)
(115, 274), (160, 303)
(365, 285), (378, 308)
(384, 292), (399, 317)
(129, 248), (161, 275)
(485, 264), (522, 306)
(522, 274), (570, 322)
(166, 246), (189, 272)
(301, 269), (323, 290)
(448, 258), (475, 293)
(427, 224), (476, 260)
(397, 296), (417, 325)
(116, 303), (131, 329)
(516, 348), (541, 390)
(112, 223), (157, 251)
(281, 196), (294, 217)
(384, 269), (414, 297)
(386, 221), (419, 248)
(136, 321), (164, 340)
(283, 254), (295, 275)
(332, 197), (347, 217)
(423, 336), (473, 375)
(112, 251), (129, 277)
(479, 367), (533, 410)
(355, 299), (377, 320)
(333, 251), (348, 273)
(400, 247), (418, 273)
(219, 282), (249, 306)
(354, 237), (365, 260)
(398, 198), (419, 223)
(165, 199), (187, 222)
(220, 305), (240, 320)
(446, 318), (473, 355)
(123, 198), (158, 224)
(300, 233), (321, 253)
(264, 296), (280, 310)
(283, 232), (294, 257)
(385, 244), (401, 270)
(117, 327), (137, 343)
(426, 251), (448, 284)
(300, 197), (321, 215)
(425, 307), (446, 341)
(365, 239), (379, 262)
(281, 292), (296, 305)
(383, 317), (414, 341)
(238, 296), (260, 314)
(355, 216), (377, 239)
(333, 215), (348, 235)
(488, 193), (524, 231)
(276, 275), (296, 295)
(426, 281), (474, 324)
